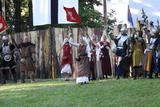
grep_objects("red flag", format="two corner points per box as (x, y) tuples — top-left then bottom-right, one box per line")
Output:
(64, 7), (81, 23)
(0, 15), (7, 33)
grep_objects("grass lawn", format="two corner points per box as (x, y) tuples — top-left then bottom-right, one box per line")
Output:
(0, 79), (160, 107)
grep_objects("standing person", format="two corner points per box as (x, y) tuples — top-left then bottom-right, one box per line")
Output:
(143, 31), (156, 79)
(19, 36), (35, 83)
(98, 35), (112, 78)
(90, 34), (103, 80)
(0, 35), (17, 84)
(153, 31), (160, 78)
(132, 31), (145, 80)
(59, 33), (72, 81)
(108, 32), (117, 77)
(115, 28), (130, 79)
(69, 37), (90, 84)
(89, 35), (97, 80)
(143, 23), (157, 78)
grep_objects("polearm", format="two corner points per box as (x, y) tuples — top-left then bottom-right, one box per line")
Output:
(141, 8), (151, 44)
(157, 19), (160, 29)
(9, 33), (22, 58)
(142, 8), (148, 28)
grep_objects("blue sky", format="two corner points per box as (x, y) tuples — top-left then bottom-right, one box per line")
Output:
(130, 0), (160, 25)
(96, 0), (160, 27)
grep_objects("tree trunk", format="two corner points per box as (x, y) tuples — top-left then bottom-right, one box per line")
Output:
(13, 0), (21, 33)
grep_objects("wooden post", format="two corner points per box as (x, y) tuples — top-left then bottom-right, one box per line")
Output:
(49, 27), (53, 79)
(50, 27), (60, 79)
(103, 0), (107, 25)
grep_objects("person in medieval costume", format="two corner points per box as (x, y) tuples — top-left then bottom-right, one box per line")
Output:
(59, 33), (72, 81)
(19, 36), (35, 83)
(69, 36), (90, 84)
(153, 30), (160, 78)
(89, 34), (98, 80)
(132, 31), (146, 80)
(143, 29), (157, 78)
(90, 34), (103, 80)
(98, 35), (112, 78)
(115, 27), (131, 79)
(108, 32), (117, 77)
(0, 35), (17, 84)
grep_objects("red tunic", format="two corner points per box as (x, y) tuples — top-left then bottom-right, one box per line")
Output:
(61, 44), (72, 68)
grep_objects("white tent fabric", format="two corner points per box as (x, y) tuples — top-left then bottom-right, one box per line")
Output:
(32, 0), (79, 26)
(32, 0), (51, 26)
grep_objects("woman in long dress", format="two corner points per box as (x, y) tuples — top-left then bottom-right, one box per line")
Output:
(70, 37), (90, 84)
(59, 34), (72, 81)
(98, 35), (112, 78)
(90, 35), (103, 79)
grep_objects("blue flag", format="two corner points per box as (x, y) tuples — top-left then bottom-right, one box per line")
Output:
(128, 5), (134, 27)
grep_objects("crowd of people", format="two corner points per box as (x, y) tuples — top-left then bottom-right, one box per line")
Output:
(0, 23), (160, 85)
(59, 24), (160, 84)
(0, 36), (35, 84)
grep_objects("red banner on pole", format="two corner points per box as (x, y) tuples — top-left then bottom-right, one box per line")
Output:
(64, 7), (81, 23)
(0, 15), (7, 33)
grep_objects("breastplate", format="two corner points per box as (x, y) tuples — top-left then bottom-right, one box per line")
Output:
(2, 45), (12, 62)
(2, 45), (11, 54)
(117, 36), (128, 48)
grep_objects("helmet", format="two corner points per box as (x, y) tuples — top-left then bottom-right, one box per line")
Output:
(120, 27), (127, 34)
(2, 36), (9, 40)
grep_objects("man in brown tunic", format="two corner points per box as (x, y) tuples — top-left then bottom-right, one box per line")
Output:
(19, 36), (35, 83)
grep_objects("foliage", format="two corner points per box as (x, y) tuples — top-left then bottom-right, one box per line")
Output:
(78, 0), (103, 27)
(0, 79), (160, 107)
(5, 0), (32, 33)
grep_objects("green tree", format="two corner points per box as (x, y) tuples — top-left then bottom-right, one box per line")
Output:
(78, 0), (103, 27)
(5, 0), (31, 33)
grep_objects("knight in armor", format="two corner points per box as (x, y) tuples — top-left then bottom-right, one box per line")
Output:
(132, 31), (146, 80)
(19, 36), (35, 83)
(143, 28), (157, 78)
(115, 27), (130, 79)
(0, 35), (17, 84)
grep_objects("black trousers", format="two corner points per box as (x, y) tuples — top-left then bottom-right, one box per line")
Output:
(1, 69), (17, 84)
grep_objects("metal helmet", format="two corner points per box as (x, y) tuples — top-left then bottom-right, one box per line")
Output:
(120, 27), (127, 34)
(2, 35), (9, 41)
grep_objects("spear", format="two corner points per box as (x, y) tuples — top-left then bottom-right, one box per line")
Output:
(157, 19), (160, 29)
(141, 8), (148, 29)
